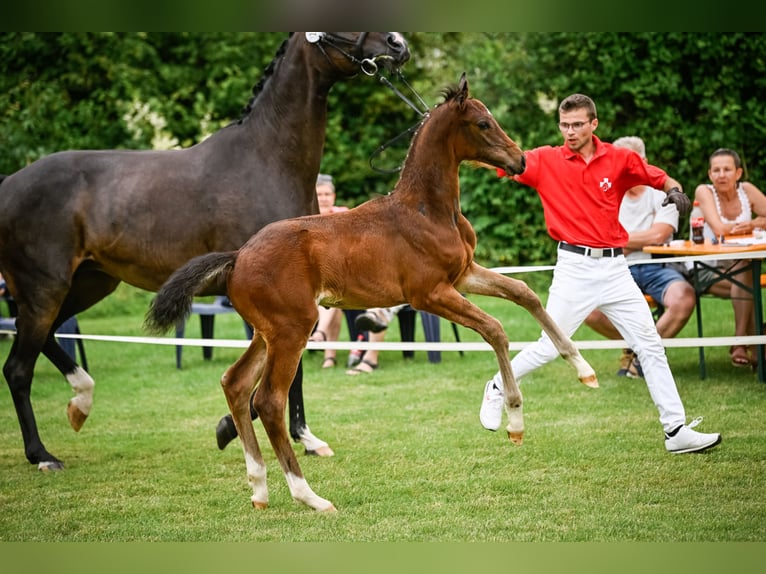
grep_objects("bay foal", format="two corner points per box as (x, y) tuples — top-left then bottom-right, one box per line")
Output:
(146, 75), (597, 511)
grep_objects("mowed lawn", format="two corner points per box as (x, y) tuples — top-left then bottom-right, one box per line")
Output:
(0, 282), (764, 543)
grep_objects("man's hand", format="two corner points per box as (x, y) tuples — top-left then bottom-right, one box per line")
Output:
(662, 187), (691, 218)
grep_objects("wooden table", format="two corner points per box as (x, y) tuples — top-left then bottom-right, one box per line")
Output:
(643, 237), (766, 381)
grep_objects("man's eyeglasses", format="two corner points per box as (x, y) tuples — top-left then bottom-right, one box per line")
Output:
(558, 121), (589, 132)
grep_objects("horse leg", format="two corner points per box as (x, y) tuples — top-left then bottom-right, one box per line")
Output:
(288, 361), (334, 456)
(3, 309), (68, 469)
(215, 359), (334, 456)
(41, 333), (94, 433)
(47, 271), (120, 432)
(254, 338), (335, 512)
(413, 287), (526, 444)
(457, 264), (598, 388)
(221, 335), (272, 508)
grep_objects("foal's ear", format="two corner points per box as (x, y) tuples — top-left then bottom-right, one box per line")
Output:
(457, 72), (469, 106)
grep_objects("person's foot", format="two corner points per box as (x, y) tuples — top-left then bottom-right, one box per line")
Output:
(626, 356), (644, 379)
(345, 359), (378, 375)
(616, 348), (635, 376)
(346, 349), (362, 368)
(729, 345), (753, 368)
(309, 329), (327, 342)
(479, 379), (504, 431)
(665, 418), (722, 454)
(355, 310), (389, 333)
(321, 356), (337, 369)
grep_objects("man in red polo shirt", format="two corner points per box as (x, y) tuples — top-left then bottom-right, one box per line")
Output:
(480, 93), (721, 454)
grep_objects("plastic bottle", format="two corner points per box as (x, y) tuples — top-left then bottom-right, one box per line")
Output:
(690, 200), (705, 244)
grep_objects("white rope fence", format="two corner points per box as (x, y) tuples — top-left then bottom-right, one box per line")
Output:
(37, 332), (766, 352)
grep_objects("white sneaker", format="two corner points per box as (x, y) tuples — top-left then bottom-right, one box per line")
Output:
(479, 380), (504, 431)
(664, 417), (722, 454)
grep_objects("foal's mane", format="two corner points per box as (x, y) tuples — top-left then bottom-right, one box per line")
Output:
(234, 33), (293, 125)
(440, 83), (462, 104)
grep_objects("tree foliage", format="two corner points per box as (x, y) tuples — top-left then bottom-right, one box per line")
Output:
(2, 32), (764, 266)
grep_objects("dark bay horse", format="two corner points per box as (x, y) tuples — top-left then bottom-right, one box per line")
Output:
(0, 32), (410, 471)
(146, 75), (598, 512)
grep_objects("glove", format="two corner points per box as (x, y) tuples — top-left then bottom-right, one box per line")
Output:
(662, 187), (691, 218)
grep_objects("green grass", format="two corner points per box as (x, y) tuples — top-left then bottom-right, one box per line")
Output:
(0, 283), (764, 542)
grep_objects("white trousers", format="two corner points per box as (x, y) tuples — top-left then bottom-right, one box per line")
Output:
(494, 248), (686, 432)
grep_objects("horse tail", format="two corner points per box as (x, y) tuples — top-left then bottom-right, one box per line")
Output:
(144, 251), (236, 334)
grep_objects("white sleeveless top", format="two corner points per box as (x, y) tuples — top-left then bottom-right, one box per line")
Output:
(703, 183), (751, 240)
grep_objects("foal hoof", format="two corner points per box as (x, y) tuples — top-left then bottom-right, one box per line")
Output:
(66, 401), (88, 432)
(305, 445), (335, 457)
(251, 498), (269, 510)
(506, 430), (524, 445)
(579, 374), (599, 388)
(38, 460), (65, 472)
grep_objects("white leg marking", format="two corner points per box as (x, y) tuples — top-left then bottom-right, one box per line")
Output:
(66, 366), (94, 415)
(572, 355), (599, 388)
(505, 405), (525, 445)
(244, 450), (269, 508)
(286, 472), (336, 512)
(299, 425), (334, 457)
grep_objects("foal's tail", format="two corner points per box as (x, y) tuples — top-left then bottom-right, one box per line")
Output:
(144, 251), (236, 334)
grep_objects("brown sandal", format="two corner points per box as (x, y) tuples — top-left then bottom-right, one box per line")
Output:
(730, 345), (753, 368)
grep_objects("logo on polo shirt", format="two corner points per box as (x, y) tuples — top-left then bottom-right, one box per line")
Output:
(599, 178), (612, 192)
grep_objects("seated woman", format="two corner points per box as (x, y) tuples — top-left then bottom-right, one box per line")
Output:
(694, 148), (766, 367)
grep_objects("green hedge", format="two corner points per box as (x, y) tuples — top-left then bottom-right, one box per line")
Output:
(3, 33), (764, 267)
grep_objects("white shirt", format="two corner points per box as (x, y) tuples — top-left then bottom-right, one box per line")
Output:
(619, 186), (679, 261)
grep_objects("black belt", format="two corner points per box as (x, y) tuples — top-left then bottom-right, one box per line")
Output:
(558, 242), (623, 258)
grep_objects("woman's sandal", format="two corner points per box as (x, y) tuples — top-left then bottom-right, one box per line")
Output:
(309, 329), (327, 342)
(730, 345), (753, 368)
(321, 356), (337, 369)
(346, 359), (378, 376)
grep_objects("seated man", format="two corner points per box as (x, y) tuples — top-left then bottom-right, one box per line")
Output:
(584, 136), (718, 377)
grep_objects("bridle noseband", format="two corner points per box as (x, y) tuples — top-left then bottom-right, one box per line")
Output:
(307, 32), (380, 75)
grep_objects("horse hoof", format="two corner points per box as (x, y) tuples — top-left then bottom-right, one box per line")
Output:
(579, 374), (599, 388)
(318, 503), (337, 513)
(66, 401), (88, 432)
(251, 499), (269, 510)
(38, 460), (65, 472)
(305, 445), (335, 457)
(215, 415), (238, 450)
(506, 430), (524, 445)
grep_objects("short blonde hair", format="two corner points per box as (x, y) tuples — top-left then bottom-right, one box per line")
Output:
(612, 136), (646, 159)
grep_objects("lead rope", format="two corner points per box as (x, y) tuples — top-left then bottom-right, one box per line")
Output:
(368, 72), (430, 174)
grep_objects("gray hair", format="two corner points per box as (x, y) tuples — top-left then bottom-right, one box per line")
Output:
(316, 173), (335, 191)
(612, 136), (646, 159)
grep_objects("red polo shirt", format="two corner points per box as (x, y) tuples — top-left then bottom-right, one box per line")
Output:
(501, 135), (669, 248)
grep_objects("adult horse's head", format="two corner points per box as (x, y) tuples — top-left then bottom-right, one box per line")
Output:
(305, 32), (410, 76)
(443, 72), (526, 176)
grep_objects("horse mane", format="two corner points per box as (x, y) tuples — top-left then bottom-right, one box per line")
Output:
(440, 83), (462, 104)
(234, 33), (293, 125)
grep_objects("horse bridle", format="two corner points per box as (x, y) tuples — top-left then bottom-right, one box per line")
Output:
(306, 32), (430, 174)
(307, 32), (426, 112)
(307, 32), (379, 75)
